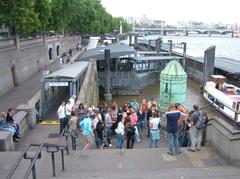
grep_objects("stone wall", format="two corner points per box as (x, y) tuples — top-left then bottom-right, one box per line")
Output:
(0, 35), (81, 97)
(76, 60), (99, 108)
(206, 117), (240, 165)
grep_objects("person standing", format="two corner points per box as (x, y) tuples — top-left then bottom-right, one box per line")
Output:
(129, 110), (141, 143)
(105, 108), (113, 147)
(80, 115), (94, 150)
(115, 114), (125, 149)
(77, 103), (85, 123)
(65, 100), (73, 128)
(69, 49), (72, 57)
(125, 116), (135, 149)
(149, 112), (161, 148)
(96, 119), (105, 150)
(188, 104), (205, 152)
(165, 104), (183, 155)
(69, 111), (78, 132)
(69, 95), (76, 107)
(57, 101), (67, 135)
(92, 108), (101, 148)
(147, 104), (158, 138)
(137, 106), (145, 140)
(130, 98), (140, 111)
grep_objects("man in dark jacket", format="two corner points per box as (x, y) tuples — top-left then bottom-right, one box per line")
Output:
(164, 104), (186, 155)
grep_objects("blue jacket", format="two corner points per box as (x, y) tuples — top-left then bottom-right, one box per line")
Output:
(165, 111), (181, 134)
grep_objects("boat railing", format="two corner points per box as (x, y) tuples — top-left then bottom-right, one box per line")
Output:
(204, 99), (240, 123)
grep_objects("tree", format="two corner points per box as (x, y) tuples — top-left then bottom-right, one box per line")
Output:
(49, 0), (65, 32)
(0, 0), (40, 36)
(0, 0), (132, 36)
(35, 0), (51, 33)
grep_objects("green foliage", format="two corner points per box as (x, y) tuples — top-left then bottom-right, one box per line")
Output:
(0, 0), (40, 35)
(0, 0), (132, 36)
(35, 0), (51, 32)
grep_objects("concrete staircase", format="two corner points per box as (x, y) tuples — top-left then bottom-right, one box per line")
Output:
(1, 147), (240, 179)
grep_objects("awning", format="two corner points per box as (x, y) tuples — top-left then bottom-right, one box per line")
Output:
(44, 61), (89, 80)
(80, 43), (136, 61)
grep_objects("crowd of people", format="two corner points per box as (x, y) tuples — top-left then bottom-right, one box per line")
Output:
(0, 108), (21, 142)
(57, 96), (208, 154)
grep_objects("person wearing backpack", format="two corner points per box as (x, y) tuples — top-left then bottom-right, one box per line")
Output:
(188, 104), (206, 152)
(125, 116), (135, 149)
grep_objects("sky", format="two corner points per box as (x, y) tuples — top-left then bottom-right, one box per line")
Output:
(101, 0), (239, 24)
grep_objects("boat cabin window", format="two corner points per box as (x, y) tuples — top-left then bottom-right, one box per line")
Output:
(207, 94), (215, 102)
(215, 100), (224, 109)
(237, 103), (240, 112)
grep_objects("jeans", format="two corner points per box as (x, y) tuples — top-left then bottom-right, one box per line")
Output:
(149, 130), (160, 148)
(12, 123), (20, 135)
(147, 120), (150, 137)
(116, 133), (124, 149)
(106, 126), (112, 145)
(134, 126), (141, 142)
(168, 132), (180, 154)
(126, 135), (135, 149)
(94, 130), (100, 148)
(137, 121), (144, 133)
(189, 126), (202, 150)
(60, 117), (67, 135)
(66, 115), (71, 129)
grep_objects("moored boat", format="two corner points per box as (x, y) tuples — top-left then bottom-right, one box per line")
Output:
(203, 75), (240, 123)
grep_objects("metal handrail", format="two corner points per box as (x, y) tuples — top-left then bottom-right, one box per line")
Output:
(23, 144), (44, 179)
(6, 137), (70, 179)
(5, 144), (31, 179)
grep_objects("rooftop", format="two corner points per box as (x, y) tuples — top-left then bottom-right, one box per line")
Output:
(44, 61), (89, 80)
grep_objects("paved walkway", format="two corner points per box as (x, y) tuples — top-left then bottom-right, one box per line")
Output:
(0, 49), (81, 112)
(2, 123), (240, 179)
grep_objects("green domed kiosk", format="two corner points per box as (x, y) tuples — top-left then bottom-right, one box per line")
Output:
(159, 60), (187, 111)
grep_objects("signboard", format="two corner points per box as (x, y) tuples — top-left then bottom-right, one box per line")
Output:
(49, 82), (69, 86)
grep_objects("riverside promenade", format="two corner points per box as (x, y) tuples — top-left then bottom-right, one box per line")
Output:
(0, 49), (82, 113)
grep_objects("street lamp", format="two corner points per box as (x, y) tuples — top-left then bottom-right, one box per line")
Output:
(181, 42), (187, 70)
(168, 40), (172, 55)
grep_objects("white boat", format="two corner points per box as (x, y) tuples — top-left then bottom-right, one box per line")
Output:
(203, 75), (240, 122)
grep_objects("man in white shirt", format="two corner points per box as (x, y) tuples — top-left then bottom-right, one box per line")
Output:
(57, 101), (67, 134)
(69, 95), (76, 107)
(65, 100), (73, 127)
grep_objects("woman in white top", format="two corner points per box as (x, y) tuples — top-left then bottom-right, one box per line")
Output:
(115, 114), (125, 149)
(149, 112), (161, 148)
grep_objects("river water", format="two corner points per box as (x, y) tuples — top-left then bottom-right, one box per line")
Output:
(140, 34), (240, 60)
(112, 78), (213, 114)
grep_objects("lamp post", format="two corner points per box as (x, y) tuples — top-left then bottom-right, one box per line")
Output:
(168, 40), (172, 55)
(181, 42), (187, 70)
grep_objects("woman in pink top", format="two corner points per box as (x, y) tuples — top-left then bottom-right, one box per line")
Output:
(129, 111), (141, 143)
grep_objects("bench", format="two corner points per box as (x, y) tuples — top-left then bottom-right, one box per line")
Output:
(0, 131), (14, 151)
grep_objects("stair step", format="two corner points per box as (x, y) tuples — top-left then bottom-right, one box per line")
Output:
(56, 166), (240, 179)
(1, 147), (240, 179)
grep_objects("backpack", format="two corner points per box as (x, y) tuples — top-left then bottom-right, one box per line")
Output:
(126, 125), (135, 136)
(195, 112), (206, 130)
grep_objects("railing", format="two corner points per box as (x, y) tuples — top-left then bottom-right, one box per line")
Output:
(5, 127), (79, 179)
(6, 144), (43, 179)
